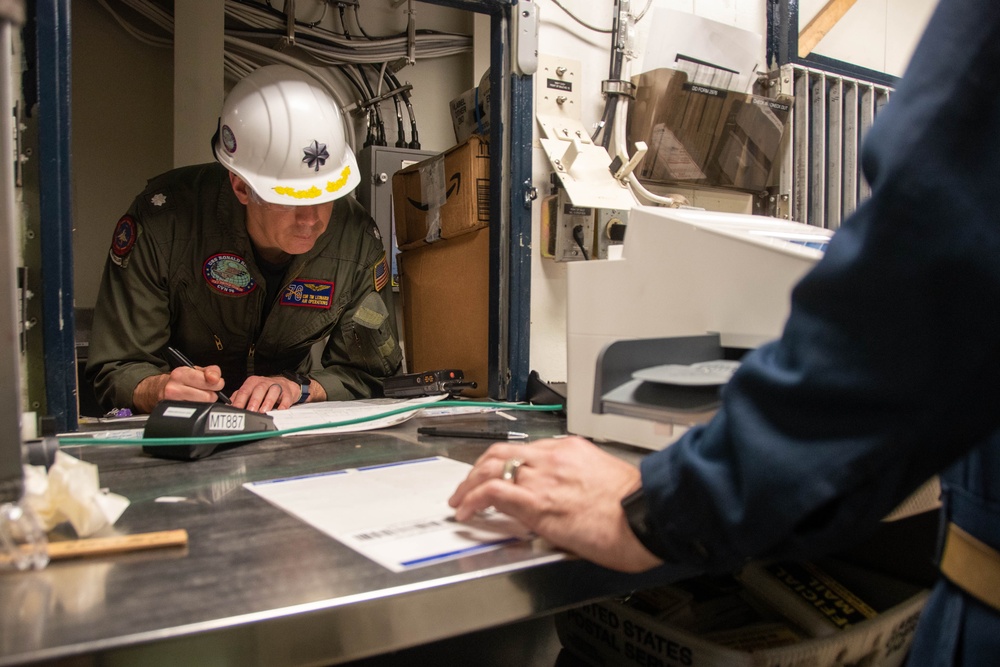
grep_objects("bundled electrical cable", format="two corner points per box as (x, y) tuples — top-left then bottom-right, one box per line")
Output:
(548, 0), (675, 208)
(97, 0), (469, 150)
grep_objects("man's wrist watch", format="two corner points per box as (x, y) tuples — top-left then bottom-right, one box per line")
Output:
(281, 371), (311, 405)
(621, 487), (662, 557)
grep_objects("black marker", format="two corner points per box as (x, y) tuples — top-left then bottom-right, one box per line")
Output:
(166, 346), (232, 405)
(417, 427), (528, 441)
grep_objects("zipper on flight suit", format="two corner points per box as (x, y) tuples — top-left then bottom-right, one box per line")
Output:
(179, 291), (226, 352)
(246, 263), (304, 379)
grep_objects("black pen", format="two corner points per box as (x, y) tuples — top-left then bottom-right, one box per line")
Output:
(166, 346), (232, 405)
(417, 427), (528, 441)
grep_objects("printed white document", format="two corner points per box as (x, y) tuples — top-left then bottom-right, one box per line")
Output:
(244, 456), (555, 572)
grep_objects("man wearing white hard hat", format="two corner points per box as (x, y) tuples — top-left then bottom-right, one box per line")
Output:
(87, 65), (402, 414)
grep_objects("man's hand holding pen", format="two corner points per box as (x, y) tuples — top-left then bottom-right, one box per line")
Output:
(133, 346), (326, 414)
(165, 347), (232, 405)
(164, 364), (229, 403)
(138, 365), (322, 414)
(132, 363), (229, 414)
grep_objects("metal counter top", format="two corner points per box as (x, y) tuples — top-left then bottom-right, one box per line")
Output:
(1, 410), (692, 666)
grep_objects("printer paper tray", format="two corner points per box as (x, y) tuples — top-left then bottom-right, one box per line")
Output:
(600, 378), (720, 427)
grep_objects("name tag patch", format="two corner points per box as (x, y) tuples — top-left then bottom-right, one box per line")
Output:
(282, 279), (334, 309)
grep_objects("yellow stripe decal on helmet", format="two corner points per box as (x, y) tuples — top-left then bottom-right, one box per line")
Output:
(274, 185), (323, 199)
(272, 166), (353, 200)
(326, 165), (352, 193)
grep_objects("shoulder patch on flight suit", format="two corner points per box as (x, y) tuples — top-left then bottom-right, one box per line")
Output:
(373, 253), (389, 292)
(352, 292), (399, 360)
(353, 292), (388, 328)
(203, 253), (257, 296)
(110, 215), (138, 268)
(281, 280), (335, 309)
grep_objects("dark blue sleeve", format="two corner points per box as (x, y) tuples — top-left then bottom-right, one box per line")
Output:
(638, 0), (1000, 573)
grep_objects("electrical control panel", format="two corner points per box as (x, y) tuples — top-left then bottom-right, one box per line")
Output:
(595, 208), (628, 260)
(554, 190), (594, 262)
(357, 145), (436, 289)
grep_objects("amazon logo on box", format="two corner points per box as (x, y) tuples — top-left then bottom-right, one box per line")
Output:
(392, 135), (490, 250)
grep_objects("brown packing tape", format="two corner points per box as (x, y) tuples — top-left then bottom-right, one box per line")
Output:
(418, 155), (447, 244)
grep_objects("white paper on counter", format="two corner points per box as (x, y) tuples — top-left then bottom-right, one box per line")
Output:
(244, 456), (556, 572)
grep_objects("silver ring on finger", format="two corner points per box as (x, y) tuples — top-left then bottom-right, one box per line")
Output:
(501, 458), (524, 483)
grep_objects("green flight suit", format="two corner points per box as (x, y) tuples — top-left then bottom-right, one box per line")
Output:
(86, 162), (402, 411)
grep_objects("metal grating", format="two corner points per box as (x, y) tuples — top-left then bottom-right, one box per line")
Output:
(770, 64), (893, 230)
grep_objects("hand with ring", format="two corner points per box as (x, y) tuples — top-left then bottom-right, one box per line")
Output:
(501, 458), (524, 482)
(229, 374), (299, 412)
(448, 436), (663, 573)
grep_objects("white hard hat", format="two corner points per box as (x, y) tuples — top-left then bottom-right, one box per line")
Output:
(213, 65), (360, 206)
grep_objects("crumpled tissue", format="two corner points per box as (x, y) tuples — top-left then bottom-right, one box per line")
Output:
(22, 451), (130, 537)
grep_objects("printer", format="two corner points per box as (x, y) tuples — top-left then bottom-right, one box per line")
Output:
(566, 205), (833, 450)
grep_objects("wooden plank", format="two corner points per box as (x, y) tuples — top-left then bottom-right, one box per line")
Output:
(799, 0), (859, 56)
(44, 530), (189, 561)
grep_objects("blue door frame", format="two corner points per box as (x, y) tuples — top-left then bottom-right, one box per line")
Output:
(36, 0), (77, 432)
(421, 0), (533, 401)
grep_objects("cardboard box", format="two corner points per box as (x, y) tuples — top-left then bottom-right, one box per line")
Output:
(449, 69), (491, 144)
(392, 135), (490, 250)
(555, 564), (928, 667)
(399, 227), (489, 397)
(735, 559), (925, 639)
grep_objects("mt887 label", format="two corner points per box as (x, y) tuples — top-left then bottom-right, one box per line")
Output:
(209, 412), (245, 431)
